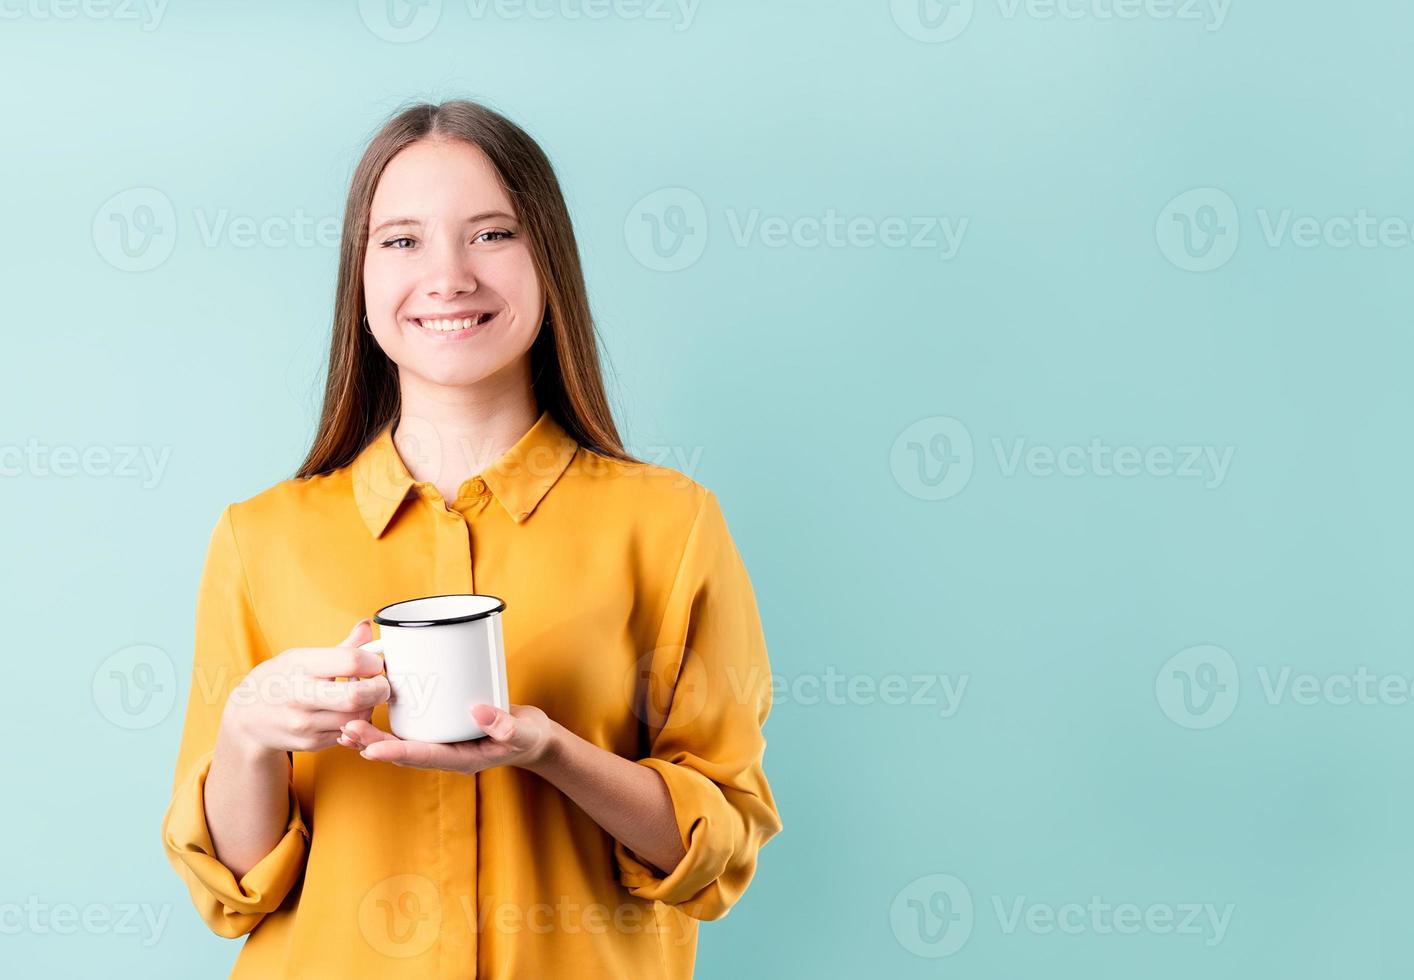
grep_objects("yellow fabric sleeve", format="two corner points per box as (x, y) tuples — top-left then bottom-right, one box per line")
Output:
(615, 491), (783, 920)
(159, 505), (310, 937)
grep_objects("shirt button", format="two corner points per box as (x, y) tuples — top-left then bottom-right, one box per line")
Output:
(468, 478), (487, 494)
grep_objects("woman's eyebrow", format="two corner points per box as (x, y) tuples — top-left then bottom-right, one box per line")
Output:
(370, 211), (517, 234)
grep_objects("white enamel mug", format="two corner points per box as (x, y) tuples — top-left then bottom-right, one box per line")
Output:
(358, 593), (509, 743)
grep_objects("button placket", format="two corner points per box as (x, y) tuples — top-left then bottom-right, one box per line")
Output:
(430, 492), (479, 970)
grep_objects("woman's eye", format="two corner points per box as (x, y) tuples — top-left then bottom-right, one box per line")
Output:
(378, 231), (512, 249)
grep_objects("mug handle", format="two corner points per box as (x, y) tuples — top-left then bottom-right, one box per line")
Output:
(358, 640), (387, 680)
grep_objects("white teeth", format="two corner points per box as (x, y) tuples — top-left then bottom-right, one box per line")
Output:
(417, 315), (488, 332)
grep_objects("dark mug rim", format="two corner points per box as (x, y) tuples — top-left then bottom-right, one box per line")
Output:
(373, 593), (506, 628)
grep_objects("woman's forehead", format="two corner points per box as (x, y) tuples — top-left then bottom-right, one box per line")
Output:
(372, 139), (513, 217)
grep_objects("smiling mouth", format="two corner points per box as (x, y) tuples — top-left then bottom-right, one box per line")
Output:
(412, 312), (497, 332)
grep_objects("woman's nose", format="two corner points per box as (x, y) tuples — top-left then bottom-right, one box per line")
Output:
(422, 243), (478, 298)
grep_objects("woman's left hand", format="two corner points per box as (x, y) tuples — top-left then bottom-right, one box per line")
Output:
(338, 704), (556, 774)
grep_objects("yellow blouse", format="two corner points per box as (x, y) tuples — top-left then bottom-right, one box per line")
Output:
(160, 409), (782, 978)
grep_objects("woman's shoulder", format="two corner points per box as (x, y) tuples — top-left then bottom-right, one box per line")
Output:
(220, 464), (358, 542)
(567, 446), (718, 532)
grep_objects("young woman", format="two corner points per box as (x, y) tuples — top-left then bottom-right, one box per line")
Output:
(161, 99), (781, 978)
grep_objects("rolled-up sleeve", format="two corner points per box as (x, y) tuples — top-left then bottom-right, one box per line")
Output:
(160, 504), (310, 938)
(615, 490), (783, 920)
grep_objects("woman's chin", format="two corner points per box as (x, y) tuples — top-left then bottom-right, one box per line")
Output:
(402, 361), (506, 390)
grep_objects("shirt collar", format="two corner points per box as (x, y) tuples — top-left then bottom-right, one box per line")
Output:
(351, 409), (579, 538)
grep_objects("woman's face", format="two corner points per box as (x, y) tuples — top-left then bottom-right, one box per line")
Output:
(362, 137), (544, 389)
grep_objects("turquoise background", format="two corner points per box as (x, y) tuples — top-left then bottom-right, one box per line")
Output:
(4, 1), (1412, 976)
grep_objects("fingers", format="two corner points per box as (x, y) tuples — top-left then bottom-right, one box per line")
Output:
(366, 737), (463, 769)
(339, 720), (484, 771)
(302, 709), (371, 735)
(472, 704), (517, 742)
(287, 674), (389, 713)
(341, 719), (398, 746)
(277, 709), (366, 752)
(272, 621), (382, 686)
(291, 640), (386, 681)
(339, 618), (368, 644)
(341, 675), (391, 710)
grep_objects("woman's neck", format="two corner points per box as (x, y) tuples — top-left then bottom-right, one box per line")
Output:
(392, 367), (540, 504)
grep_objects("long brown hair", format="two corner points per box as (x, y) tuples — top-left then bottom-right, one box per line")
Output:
(295, 99), (638, 479)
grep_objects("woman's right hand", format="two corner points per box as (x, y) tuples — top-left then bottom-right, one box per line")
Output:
(218, 619), (390, 754)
